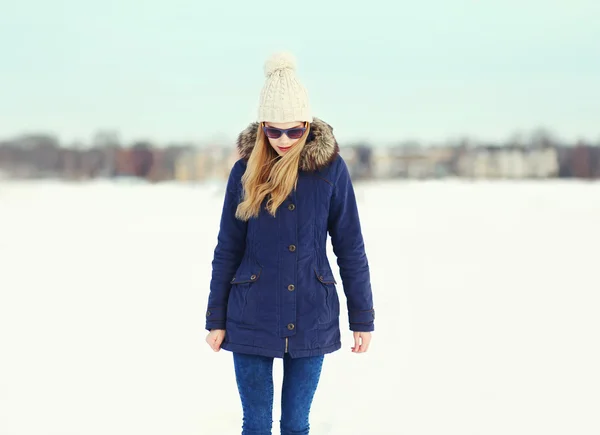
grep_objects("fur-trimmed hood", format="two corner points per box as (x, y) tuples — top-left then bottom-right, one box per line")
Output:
(236, 117), (340, 172)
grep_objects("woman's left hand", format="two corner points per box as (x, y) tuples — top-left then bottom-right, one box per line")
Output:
(351, 331), (371, 353)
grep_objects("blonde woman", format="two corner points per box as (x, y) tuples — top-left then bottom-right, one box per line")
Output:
(205, 52), (375, 435)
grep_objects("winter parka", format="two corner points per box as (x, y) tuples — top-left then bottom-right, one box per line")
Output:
(205, 118), (375, 358)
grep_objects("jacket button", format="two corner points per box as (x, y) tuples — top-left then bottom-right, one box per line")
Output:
(206, 310), (211, 317)
(250, 274), (257, 280)
(287, 323), (295, 330)
(288, 244), (296, 252)
(288, 284), (295, 291)
(288, 203), (295, 211)
(231, 277), (236, 283)
(319, 276), (324, 281)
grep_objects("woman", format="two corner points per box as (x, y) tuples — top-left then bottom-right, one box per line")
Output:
(205, 52), (375, 435)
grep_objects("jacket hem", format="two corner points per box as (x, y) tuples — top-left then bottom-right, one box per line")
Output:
(221, 341), (285, 358)
(220, 341), (341, 359)
(288, 341), (341, 358)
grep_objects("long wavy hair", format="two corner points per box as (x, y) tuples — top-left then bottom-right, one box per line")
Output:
(235, 122), (311, 221)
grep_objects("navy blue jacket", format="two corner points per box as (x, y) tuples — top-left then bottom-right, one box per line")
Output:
(205, 118), (375, 358)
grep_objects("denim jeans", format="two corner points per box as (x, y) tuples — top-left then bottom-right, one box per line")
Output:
(232, 352), (325, 435)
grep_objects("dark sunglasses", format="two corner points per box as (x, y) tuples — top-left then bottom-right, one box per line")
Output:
(262, 123), (307, 140)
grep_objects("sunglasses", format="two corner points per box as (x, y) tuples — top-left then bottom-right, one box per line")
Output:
(262, 123), (307, 140)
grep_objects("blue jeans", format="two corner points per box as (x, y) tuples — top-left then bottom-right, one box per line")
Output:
(233, 352), (325, 435)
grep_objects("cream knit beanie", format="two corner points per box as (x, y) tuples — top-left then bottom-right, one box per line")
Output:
(257, 52), (313, 123)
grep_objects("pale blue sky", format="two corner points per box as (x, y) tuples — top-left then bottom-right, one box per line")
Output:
(1, 0), (599, 145)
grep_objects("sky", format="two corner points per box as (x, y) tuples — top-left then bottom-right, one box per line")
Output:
(1, 0), (599, 146)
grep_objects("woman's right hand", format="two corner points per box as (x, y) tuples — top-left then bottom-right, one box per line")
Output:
(206, 329), (226, 352)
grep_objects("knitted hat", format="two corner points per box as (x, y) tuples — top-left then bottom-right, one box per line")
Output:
(257, 52), (313, 123)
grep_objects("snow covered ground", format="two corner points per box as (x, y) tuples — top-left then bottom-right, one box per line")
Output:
(1, 179), (599, 435)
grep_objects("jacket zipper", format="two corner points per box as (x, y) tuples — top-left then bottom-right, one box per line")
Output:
(285, 337), (288, 353)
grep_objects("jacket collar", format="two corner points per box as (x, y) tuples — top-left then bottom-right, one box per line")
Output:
(236, 117), (339, 172)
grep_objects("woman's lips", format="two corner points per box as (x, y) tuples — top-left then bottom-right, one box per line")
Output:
(278, 146), (292, 152)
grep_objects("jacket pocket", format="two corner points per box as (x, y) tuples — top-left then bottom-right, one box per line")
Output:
(227, 267), (262, 327)
(314, 268), (339, 325)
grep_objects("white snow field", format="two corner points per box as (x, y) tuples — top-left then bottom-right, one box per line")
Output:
(0, 179), (599, 435)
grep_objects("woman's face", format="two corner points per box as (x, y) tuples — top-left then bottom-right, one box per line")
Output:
(263, 121), (306, 156)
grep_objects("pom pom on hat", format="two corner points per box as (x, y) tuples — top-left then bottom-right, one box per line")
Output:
(264, 52), (297, 77)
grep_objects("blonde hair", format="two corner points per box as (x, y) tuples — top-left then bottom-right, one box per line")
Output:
(236, 123), (310, 221)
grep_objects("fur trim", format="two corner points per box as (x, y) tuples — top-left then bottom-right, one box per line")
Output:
(236, 117), (339, 172)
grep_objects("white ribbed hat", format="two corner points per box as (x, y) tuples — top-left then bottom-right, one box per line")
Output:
(257, 52), (313, 123)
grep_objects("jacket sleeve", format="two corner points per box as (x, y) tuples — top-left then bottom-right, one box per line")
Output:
(327, 157), (375, 332)
(205, 161), (248, 331)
